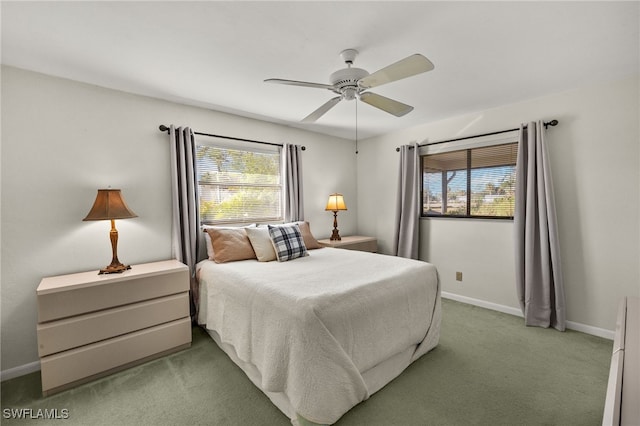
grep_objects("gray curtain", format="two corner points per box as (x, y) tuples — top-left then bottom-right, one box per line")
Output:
(284, 144), (304, 222)
(169, 126), (201, 321)
(514, 121), (566, 331)
(393, 143), (420, 259)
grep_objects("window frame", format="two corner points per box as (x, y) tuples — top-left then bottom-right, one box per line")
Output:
(195, 137), (284, 226)
(420, 133), (518, 220)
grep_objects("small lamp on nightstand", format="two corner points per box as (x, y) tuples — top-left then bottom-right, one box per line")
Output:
(83, 189), (138, 275)
(325, 193), (347, 241)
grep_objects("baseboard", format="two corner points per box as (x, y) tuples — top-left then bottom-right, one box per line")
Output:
(442, 292), (523, 317)
(1, 360), (40, 382)
(441, 292), (614, 340)
(564, 320), (614, 340)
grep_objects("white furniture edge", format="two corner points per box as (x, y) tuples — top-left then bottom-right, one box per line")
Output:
(602, 296), (639, 425)
(37, 259), (187, 294)
(317, 235), (377, 244)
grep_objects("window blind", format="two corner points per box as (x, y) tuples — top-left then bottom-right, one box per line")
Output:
(196, 144), (283, 224)
(423, 142), (517, 218)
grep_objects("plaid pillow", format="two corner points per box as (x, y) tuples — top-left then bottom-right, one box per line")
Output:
(268, 224), (308, 262)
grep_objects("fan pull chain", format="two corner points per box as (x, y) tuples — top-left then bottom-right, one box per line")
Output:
(355, 100), (359, 154)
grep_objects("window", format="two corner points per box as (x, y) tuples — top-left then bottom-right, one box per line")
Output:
(196, 142), (282, 225)
(422, 142), (517, 219)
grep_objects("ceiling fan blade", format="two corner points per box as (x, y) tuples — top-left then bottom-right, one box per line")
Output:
(359, 92), (414, 117)
(265, 78), (334, 90)
(301, 97), (342, 122)
(358, 54), (434, 89)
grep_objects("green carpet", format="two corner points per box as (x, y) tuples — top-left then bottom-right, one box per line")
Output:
(1, 299), (612, 425)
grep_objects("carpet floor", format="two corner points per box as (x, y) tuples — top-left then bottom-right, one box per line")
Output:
(1, 299), (612, 425)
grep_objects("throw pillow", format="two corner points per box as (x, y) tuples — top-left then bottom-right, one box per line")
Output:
(208, 228), (256, 263)
(268, 224), (308, 262)
(246, 227), (277, 262)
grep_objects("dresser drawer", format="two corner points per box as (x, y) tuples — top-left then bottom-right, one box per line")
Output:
(37, 292), (189, 357)
(40, 317), (191, 395)
(38, 267), (188, 322)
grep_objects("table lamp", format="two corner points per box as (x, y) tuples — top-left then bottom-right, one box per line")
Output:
(325, 193), (347, 241)
(83, 189), (138, 274)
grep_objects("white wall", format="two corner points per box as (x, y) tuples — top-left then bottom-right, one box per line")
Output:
(357, 74), (640, 332)
(3, 66), (637, 375)
(0, 66), (357, 372)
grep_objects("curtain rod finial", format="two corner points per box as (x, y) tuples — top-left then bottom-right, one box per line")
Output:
(544, 120), (558, 129)
(159, 124), (169, 132)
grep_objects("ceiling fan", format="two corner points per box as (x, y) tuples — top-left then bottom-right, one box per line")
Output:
(265, 49), (434, 123)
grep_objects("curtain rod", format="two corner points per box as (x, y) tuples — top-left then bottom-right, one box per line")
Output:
(159, 125), (305, 150)
(395, 120), (558, 152)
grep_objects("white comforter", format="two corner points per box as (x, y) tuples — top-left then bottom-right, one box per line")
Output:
(198, 248), (440, 424)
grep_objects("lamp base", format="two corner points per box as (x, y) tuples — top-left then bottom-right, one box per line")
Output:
(97, 220), (131, 275)
(98, 263), (131, 275)
(329, 210), (342, 241)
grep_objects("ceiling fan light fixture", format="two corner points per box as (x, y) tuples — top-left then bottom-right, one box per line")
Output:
(342, 87), (358, 101)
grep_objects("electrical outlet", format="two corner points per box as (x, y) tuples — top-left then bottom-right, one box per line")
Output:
(456, 272), (463, 281)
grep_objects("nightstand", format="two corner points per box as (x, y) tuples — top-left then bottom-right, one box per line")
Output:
(318, 235), (377, 253)
(36, 259), (192, 396)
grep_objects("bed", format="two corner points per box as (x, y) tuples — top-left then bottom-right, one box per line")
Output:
(197, 244), (441, 425)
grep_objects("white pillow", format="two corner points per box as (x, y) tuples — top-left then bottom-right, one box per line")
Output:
(203, 230), (215, 260)
(245, 227), (277, 262)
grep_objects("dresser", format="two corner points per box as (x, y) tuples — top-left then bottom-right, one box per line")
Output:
(603, 297), (639, 425)
(318, 235), (377, 253)
(36, 259), (192, 396)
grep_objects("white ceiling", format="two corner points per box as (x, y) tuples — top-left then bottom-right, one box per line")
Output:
(2, 1), (638, 140)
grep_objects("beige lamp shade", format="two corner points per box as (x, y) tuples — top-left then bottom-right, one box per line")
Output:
(325, 193), (347, 212)
(83, 189), (138, 221)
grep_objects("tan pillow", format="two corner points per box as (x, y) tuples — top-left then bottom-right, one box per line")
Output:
(202, 224), (256, 260)
(295, 221), (321, 250)
(207, 228), (256, 263)
(245, 227), (277, 262)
